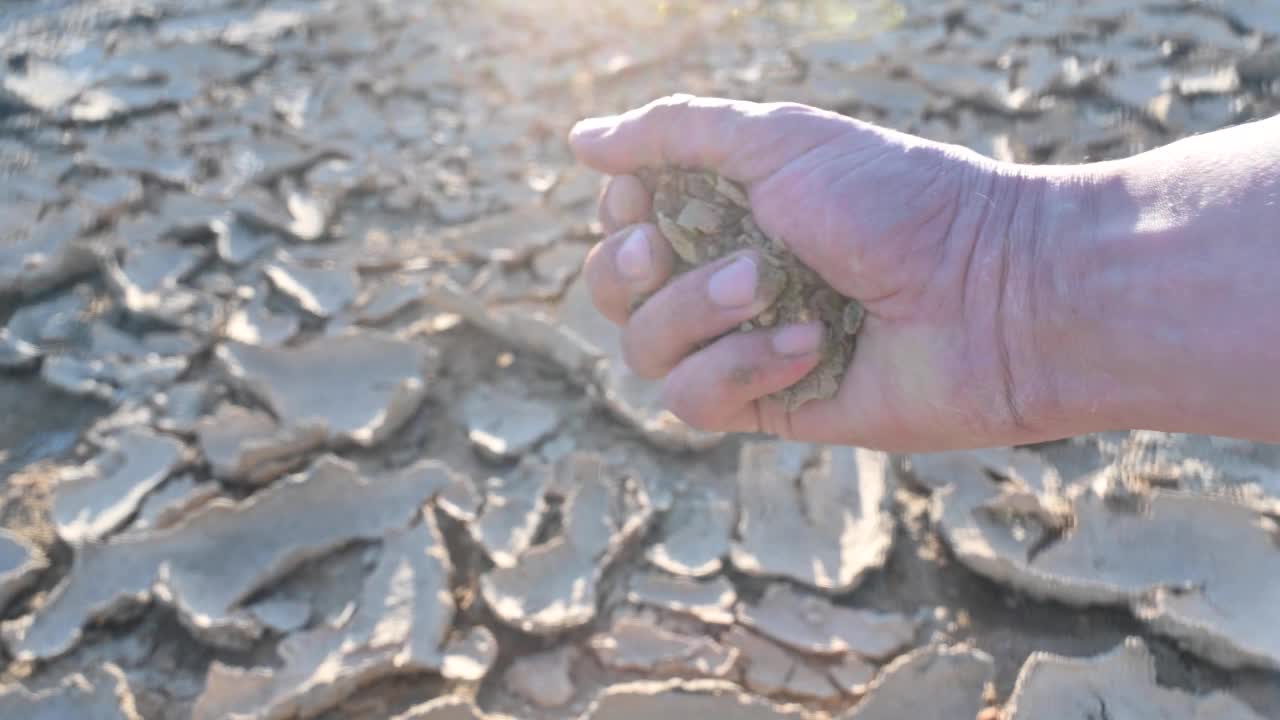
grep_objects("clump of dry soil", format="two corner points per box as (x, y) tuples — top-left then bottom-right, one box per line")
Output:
(638, 168), (864, 409)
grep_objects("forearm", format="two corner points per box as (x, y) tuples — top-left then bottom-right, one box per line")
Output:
(1036, 115), (1280, 440)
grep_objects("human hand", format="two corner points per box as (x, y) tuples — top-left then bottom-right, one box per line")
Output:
(570, 95), (1083, 451)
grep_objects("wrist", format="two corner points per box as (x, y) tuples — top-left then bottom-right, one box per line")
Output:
(1018, 122), (1280, 441)
(999, 159), (1140, 441)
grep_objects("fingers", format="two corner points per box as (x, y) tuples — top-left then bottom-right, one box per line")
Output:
(569, 94), (850, 184)
(659, 324), (824, 434)
(622, 252), (785, 379)
(571, 95), (740, 178)
(597, 174), (651, 234)
(584, 223), (675, 324)
(583, 227), (830, 435)
(587, 174), (662, 323)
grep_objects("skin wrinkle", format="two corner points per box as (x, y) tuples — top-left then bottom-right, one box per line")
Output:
(623, 250), (775, 378)
(816, 143), (931, 305)
(688, 98), (739, 171)
(817, 145), (846, 291)
(881, 152), (961, 309)
(993, 170), (1044, 430)
(755, 131), (889, 287)
(1006, 168), (1066, 435)
(665, 323), (819, 434)
(732, 110), (788, 181)
(917, 169), (964, 307)
(729, 105), (851, 184)
(1023, 175), (1046, 425)
(986, 178), (1023, 431)
(1023, 168), (1101, 423)
(1044, 121), (1280, 437)
(755, 398), (783, 439)
(884, 150), (971, 313)
(821, 188), (839, 285)
(952, 162), (988, 324)
(957, 165), (1027, 434)
(648, 96), (695, 169)
(815, 144), (897, 297)
(611, 95), (692, 171)
(1054, 170), (1110, 422)
(652, 101), (681, 169)
(575, 100), (1280, 449)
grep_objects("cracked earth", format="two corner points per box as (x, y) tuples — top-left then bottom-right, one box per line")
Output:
(2, 0), (1280, 718)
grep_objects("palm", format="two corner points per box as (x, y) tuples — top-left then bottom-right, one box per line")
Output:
(573, 96), (1044, 451)
(741, 119), (1028, 450)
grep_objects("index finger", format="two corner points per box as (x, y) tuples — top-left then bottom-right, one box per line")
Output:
(568, 94), (849, 184)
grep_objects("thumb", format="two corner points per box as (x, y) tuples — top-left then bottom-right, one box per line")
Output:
(568, 94), (850, 185)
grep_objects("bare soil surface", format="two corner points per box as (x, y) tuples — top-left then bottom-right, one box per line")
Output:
(3, 1), (1280, 718)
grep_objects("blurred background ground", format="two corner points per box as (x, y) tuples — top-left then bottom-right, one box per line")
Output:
(2, 1), (1280, 718)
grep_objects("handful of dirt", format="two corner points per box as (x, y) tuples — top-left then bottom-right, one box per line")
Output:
(635, 168), (864, 410)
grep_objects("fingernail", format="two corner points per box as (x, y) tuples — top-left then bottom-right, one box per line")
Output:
(570, 116), (616, 140)
(616, 228), (652, 282)
(707, 256), (758, 308)
(771, 323), (823, 357)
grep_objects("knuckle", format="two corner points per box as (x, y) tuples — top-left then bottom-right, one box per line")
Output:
(661, 381), (718, 431)
(584, 243), (632, 326)
(658, 93), (695, 107)
(606, 176), (651, 226)
(583, 246), (615, 297)
(762, 100), (805, 115)
(647, 93), (693, 121)
(761, 404), (795, 440)
(596, 183), (614, 229)
(783, 101), (823, 117)
(620, 325), (663, 379)
(583, 240), (609, 277)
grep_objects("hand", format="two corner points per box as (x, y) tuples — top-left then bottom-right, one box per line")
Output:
(570, 95), (1083, 452)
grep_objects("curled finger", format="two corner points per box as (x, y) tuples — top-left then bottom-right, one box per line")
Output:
(623, 251), (785, 379)
(659, 323), (824, 433)
(597, 174), (652, 234)
(584, 222), (676, 325)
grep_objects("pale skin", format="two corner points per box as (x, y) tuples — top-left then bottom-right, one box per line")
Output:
(570, 94), (1280, 452)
